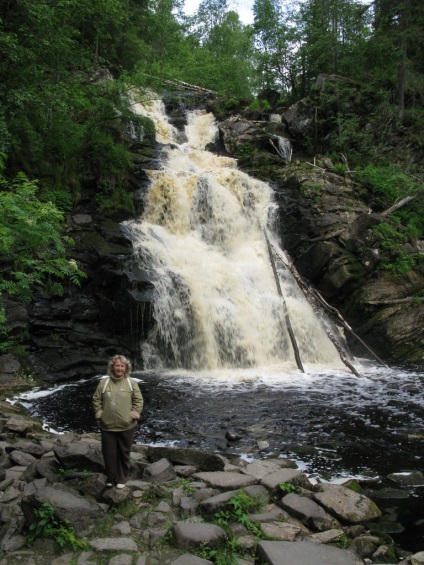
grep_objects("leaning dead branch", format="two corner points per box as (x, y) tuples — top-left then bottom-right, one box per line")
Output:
(268, 240), (388, 372)
(162, 78), (219, 95)
(381, 195), (417, 217)
(263, 230), (304, 373)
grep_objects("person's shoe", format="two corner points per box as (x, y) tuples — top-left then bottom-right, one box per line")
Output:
(116, 483), (126, 489)
(106, 483), (113, 487)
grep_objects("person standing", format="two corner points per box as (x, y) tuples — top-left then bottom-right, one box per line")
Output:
(93, 354), (143, 488)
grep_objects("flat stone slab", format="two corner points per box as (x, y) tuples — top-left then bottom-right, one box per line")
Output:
(260, 469), (302, 490)
(173, 522), (226, 549)
(256, 540), (361, 565)
(171, 555), (213, 565)
(192, 471), (257, 490)
(241, 460), (282, 480)
(88, 537), (138, 552)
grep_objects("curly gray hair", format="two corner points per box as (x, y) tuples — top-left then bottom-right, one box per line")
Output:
(107, 354), (132, 378)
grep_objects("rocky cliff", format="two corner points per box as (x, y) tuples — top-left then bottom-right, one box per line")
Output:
(1, 86), (423, 385)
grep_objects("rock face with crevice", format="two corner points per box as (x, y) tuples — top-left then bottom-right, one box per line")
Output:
(1, 87), (423, 385)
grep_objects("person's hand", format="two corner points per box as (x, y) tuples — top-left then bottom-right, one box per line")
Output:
(95, 410), (103, 419)
(130, 410), (140, 420)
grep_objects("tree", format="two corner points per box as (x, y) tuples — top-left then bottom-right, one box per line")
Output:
(370, 0), (424, 119)
(0, 157), (86, 351)
(297, 0), (371, 91)
(252, 0), (299, 94)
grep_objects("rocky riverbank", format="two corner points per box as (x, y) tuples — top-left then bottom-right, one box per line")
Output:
(0, 398), (423, 565)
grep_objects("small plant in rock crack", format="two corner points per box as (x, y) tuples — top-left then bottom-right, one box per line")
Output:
(337, 532), (351, 549)
(27, 502), (88, 552)
(279, 482), (296, 494)
(214, 490), (264, 538)
(199, 543), (239, 565)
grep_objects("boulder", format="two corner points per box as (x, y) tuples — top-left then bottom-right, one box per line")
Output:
(314, 484), (382, 524)
(280, 492), (341, 531)
(21, 485), (106, 536)
(53, 440), (104, 473)
(143, 458), (177, 484)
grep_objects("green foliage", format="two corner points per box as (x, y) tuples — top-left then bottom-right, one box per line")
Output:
(0, 305), (13, 354)
(332, 163), (348, 176)
(199, 543), (238, 565)
(373, 222), (416, 275)
(214, 490), (264, 537)
(234, 142), (256, 157)
(248, 98), (272, 112)
(279, 481), (296, 494)
(27, 502), (88, 552)
(355, 165), (420, 206)
(337, 532), (350, 549)
(355, 165), (424, 264)
(197, 491), (266, 563)
(0, 171), (86, 304)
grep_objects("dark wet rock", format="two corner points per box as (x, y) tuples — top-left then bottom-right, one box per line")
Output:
(387, 471), (424, 488)
(350, 535), (384, 557)
(145, 446), (225, 471)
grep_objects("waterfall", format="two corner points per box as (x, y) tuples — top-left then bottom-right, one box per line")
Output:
(275, 136), (292, 161)
(125, 96), (344, 371)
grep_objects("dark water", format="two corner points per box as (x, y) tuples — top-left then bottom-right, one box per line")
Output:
(13, 361), (424, 553)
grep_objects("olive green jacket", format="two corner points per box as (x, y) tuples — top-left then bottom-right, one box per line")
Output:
(92, 376), (144, 432)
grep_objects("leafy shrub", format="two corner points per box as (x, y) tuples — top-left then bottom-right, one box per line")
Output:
(27, 502), (88, 552)
(248, 98), (272, 112)
(355, 165), (419, 206)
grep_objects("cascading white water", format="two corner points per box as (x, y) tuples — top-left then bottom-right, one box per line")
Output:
(126, 96), (344, 371)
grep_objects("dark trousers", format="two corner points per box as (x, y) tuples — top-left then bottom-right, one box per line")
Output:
(101, 426), (136, 484)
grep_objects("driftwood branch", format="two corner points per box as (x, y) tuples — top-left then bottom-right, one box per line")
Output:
(263, 230), (304, 372)
(381, 195), (416, 217)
